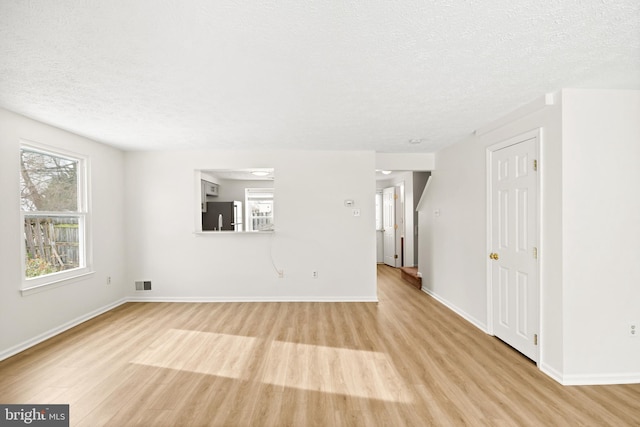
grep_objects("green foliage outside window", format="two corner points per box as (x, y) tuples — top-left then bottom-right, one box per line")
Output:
(25, 257), (57, 278)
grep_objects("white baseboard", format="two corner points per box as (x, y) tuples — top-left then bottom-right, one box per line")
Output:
(0, 298), (128, 363)
(420, 287), (488, 333)
(127, 295), (379, 303)
(539, 362), (564, 384)
(560, 372), (640, 386)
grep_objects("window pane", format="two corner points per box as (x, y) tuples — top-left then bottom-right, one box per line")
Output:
(249, 200), (273, 231)
(20, 149), (78, 212)
(375, 192), (383, 230)
(24, 216), (81, 278)
(245, 188), (274, 231)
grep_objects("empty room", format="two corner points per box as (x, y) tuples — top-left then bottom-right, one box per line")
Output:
(1, 1), (639, 426)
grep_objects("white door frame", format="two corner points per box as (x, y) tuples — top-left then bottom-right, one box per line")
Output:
(486, 128), (542, 361)
(395, 182), (404, 266)
(383, 186), (398, 267)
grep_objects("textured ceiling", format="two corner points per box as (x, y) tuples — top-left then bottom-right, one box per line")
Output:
(1, 1), (639, 153)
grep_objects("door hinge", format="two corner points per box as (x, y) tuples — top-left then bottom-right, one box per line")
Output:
(394, 254), (398, 259)
(533, 159), (538, 171)
(533, 247), (538, 259)
(534, 334), (538, 346)
(394, 224), (398, 230)
(394, 194), (398, 200)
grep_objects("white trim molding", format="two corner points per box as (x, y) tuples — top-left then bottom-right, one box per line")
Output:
(561, 373), (640, 386)
(421, 287), (488, 333)
(475, 93), (555, 136)
(127, 296), (379, 303)
(0, 298), (127, 362)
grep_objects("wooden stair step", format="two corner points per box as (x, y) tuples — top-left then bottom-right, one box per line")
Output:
(399, 266), (421, 289)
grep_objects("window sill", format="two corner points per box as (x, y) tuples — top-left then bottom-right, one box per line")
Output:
(21, 270), (95, 296)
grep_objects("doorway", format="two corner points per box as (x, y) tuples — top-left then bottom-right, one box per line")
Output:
(375, 171), (430, 268)
(382, 186), (399, 267)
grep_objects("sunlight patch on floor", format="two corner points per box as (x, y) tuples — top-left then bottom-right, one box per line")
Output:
(261, 339), (412, 403)
(130, 329), (258, 379)
(130, 329), (411, 403)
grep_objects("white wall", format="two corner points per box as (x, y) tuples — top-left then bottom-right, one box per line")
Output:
(124, 150), (377, 301)
(418, 134), (498, 330)
(376, 153), (435, 171)
(0, 112), (377, 358)
(561, 89), (640, 382)
(419, 93), (565, 377)
(419, 89), (640, 384)
(0, 109), (126, 359)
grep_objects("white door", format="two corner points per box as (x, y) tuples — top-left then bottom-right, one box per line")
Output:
(489, 134), (539, 362)
(383, 186), (398, 267)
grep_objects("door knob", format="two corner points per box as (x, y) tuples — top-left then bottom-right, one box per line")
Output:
(489, 252), (499, 260)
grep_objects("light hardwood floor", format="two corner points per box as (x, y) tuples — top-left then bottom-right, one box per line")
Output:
(1, 265), (639, 426)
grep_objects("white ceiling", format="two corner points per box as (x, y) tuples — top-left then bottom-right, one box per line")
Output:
(1, 1), (639, 153)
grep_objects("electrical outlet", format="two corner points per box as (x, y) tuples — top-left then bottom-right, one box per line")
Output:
(312, 271), (318, 279)
(630, 322), (637, 337)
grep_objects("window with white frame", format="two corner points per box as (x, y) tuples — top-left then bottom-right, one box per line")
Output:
(245, 188), (274, 231)
(20, 143), (90, 288)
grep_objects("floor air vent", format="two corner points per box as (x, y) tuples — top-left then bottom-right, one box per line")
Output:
(135, 280), (152, 291)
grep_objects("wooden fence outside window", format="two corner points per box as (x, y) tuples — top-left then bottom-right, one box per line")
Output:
(24, 216), (79, 277)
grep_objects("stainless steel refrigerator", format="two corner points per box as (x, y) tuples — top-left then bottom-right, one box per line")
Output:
(202, 201), (243, 231)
